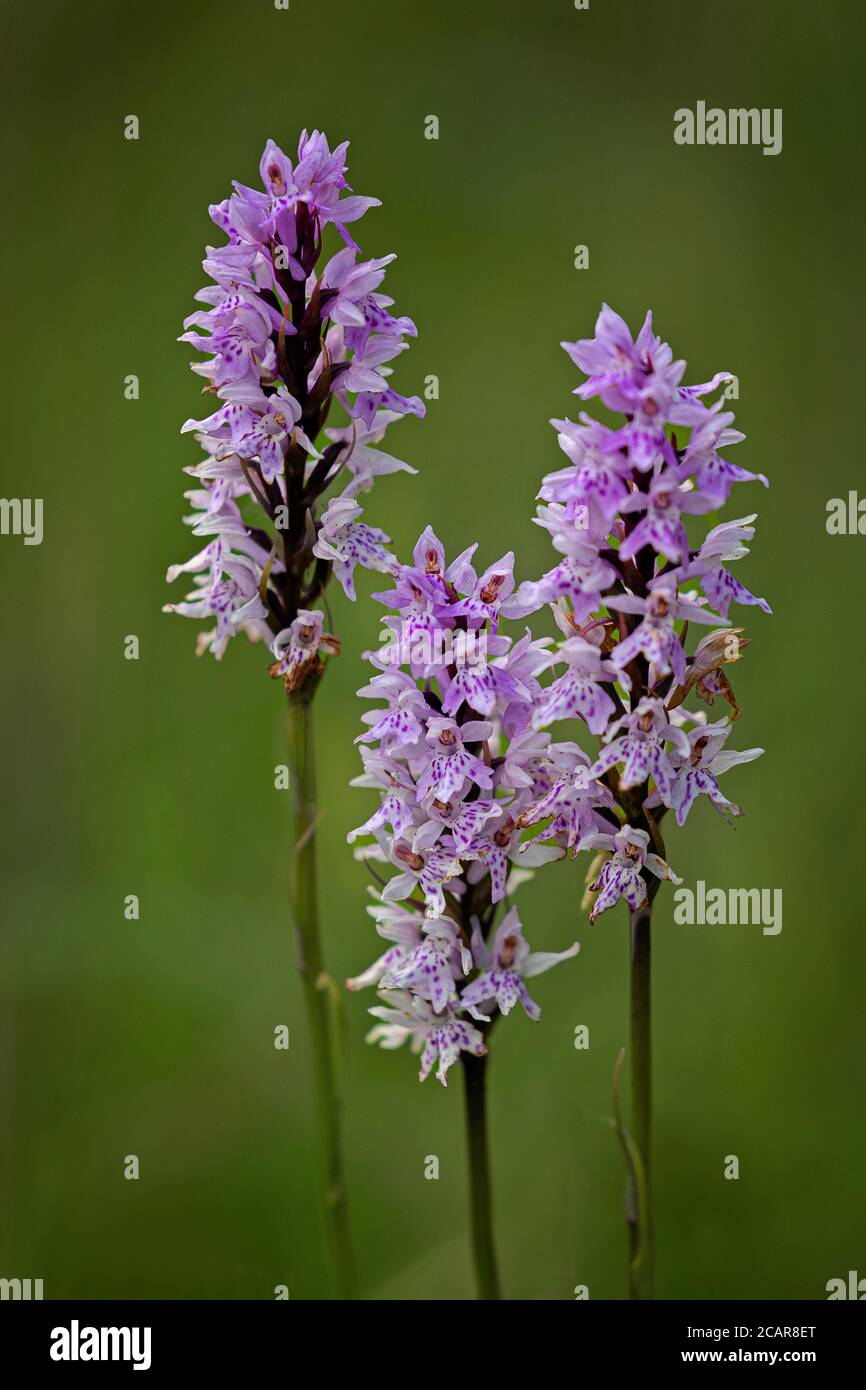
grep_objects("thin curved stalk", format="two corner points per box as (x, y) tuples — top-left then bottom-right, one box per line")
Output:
(286, 688), (356, 1299)
(627, 900), (653, 1299)
(461, 1050), (502, 1300)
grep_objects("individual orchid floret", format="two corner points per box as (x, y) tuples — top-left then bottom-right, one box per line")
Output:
(459, 908), (579, 1022)
(450, 552), (517, 629)
(531, 636), (625, 735)
(533, 498), (611, 556)
(517, 743), (616, 853)
(409, 526), (480, 597)
(416, 717), (495, 801)
(346, 750), (418, 843)
(417, 1009), (488, 1086)
(440, 632), (529, 719)
(503, 549), (616, 624)
(492, 725), (552, 792)
(421, 794), (501, 855)
(672, 515), (772, 619)
(494, 630), (556, 733)
(355, 671), (431, 750)
(367, 992), (487, 1085)
(269, 610), (340, 691)
(617, 471), (709, 564)
(163, 531), (272, 658)
(647, 719), (765, 826)
(606, 578), (723, 685)
(591, 696), (690, 802)
(380, 824), (464, 918)
(544, 415), (632, 528)
(381, 917), (472, 1013)
(312, 496), (397, 600)
(372, 528), (465, 616)
(560, 305), (656, 410)
(460, 805), (564, 902)
(677, 410), (768, 507)
(579, 825), (682, 922)
(180, 290), (278, 387)
(231, 387), (316, 484)
(324, 411), (418, 498)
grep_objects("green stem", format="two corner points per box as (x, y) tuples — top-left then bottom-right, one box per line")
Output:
(461, 1050), (502, 1300)
(628, 900), (654, 1299)
(286, 687), (356, 1299)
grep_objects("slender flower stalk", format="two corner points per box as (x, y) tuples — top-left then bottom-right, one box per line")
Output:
(286, 685), (356, 1297)
(628, 899), (653, 1299)
(461, 1050), (501, 1300)
(165, 131), (425, 1297)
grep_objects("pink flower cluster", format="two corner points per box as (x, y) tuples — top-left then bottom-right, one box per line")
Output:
(346, 529), (582, 1084)
(165, 132), (423, 668)
(348, 306), (769, 1083)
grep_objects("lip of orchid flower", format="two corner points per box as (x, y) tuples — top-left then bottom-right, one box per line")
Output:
(529, 635), (627, 736)
(364, 991), (488, 1085)
(457, 908), (579, 1022)
(670, 514), (772, 620)
(415, 716), (495, 802)
(379, 916), (474, 1014)
(578, 824), (682, 922)
(644, 717), (765, 827)
(603, 577), (725, 686)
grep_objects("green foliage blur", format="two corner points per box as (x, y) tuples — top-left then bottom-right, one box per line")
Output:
(2, 0), (863, 1300)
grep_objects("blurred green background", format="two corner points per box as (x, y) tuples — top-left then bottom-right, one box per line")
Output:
(2, 0), (864, 1300)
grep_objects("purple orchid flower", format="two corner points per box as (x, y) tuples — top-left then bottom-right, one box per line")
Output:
(646, 717), (765, 826)
(580, 825), (681, 922)
(416, 717), (495, 802)
(590, 695), (690, 801)
(672, 515), (772, 619)
(312, 496), (397, 600)
(459, 909), (579, 1022)
(365, 992), (487, 1086)
(381, 917), (472, 1014)
(531, 635), (625, 735)
(606, 578), (724, 684)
